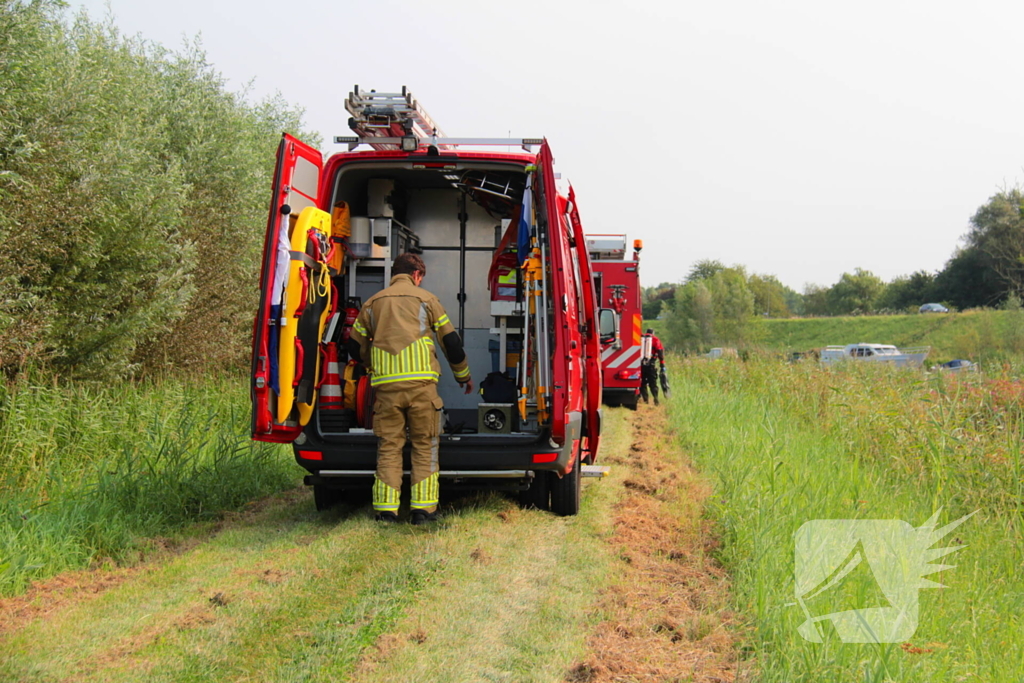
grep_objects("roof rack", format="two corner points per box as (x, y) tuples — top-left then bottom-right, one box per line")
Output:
(339, 85), (541, 152)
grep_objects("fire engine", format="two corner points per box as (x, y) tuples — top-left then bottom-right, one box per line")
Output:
(250, 87), (603, 516)
(588, 235), (644, 410)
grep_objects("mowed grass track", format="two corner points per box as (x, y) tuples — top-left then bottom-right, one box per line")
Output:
(0, 410), (658, 683)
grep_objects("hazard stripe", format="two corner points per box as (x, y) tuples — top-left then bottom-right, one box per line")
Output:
(606, 345), (642, 369)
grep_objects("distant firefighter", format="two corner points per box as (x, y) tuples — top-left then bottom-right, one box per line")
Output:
(640, 328), (665, 405)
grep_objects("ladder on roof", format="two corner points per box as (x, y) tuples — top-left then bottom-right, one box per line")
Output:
(338, 85), (542, 152)
(344, 85), (450, 151)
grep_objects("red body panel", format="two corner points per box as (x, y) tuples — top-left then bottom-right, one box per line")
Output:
(565, 188), (602, 462)
(251, 135), (323, 442)
(594, 258), (643, 403)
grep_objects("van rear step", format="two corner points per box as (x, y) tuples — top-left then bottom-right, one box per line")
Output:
(312, 470), (529, 478)
(309, 466), (609, 479)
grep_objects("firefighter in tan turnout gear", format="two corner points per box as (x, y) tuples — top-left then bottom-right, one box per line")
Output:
(346, 253), (473, 524)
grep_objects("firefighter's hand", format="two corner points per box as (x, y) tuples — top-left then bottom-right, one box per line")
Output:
(461, 379), (474, 395)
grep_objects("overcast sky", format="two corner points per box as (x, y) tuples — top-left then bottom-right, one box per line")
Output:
(73, 0), (1024, 293)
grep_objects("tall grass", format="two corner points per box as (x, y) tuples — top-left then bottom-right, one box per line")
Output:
(668, 357), (1024, 681)
(0, 373), (297, 595)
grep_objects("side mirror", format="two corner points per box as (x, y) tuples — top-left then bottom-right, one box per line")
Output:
(598, 309), (618, 346)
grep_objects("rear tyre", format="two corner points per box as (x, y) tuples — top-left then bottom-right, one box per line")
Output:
(624, 395), (639, 411)
(520, 471), (550, 511)
(313, 483), (344, 511)
(550, 461), (581, 517)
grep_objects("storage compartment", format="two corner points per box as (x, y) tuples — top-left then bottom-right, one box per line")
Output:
(318, 162), (539, 436)
(478, 403), (516, 434)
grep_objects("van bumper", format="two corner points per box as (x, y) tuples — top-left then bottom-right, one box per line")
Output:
(294, 412), (583, 476)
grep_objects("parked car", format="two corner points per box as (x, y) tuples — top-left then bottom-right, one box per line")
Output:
(936, 359), (976, 372)
(820, 343), (930, 368)
(919, 303), (949, 313)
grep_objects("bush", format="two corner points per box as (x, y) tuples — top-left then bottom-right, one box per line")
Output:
(0, 2), (315, 379)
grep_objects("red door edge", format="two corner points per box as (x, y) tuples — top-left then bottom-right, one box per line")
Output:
(251, 134), (324, 442)
(566, 184), (602, 460)
(537, 141), (569, 446)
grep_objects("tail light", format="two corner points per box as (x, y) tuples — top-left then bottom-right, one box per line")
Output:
(615, 369), (640, 380)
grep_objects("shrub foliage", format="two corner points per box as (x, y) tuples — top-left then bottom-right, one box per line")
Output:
(0, 1), (314, 379)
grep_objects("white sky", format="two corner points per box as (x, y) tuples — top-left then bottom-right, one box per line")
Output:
(74, 0), (1024, 292)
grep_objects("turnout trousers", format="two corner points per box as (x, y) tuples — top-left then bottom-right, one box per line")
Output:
(639, 361), (660, 405)
(371, 381), (444, 514)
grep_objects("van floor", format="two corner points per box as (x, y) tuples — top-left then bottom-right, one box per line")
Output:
(0, 406), (741, 683)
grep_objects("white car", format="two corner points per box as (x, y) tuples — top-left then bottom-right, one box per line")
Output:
(919, 303), (949, 313)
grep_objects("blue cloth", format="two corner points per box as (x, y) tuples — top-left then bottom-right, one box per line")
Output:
(517, 174), (533, 266)
(268, 304), (281, 393)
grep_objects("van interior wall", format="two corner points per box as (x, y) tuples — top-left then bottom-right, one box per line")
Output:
(410, 188), (497, 424)
(332, 171), (510, 430)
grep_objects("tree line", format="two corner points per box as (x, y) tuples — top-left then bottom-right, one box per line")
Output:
(651, 188), (1024, 351)
(0, 1), (312, 380)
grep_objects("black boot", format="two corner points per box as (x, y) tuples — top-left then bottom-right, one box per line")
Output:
(411, 509), (438, 525)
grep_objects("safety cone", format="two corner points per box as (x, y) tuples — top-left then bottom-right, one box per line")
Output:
(319, 342), (343, 411)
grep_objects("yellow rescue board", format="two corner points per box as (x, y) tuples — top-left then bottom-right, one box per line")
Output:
(276, 206), (333, 425)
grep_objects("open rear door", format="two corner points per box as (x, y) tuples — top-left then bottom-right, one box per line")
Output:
(536, 141), (571, 450)
(566, 185), (602, 460)
(251, 134), (323, 442)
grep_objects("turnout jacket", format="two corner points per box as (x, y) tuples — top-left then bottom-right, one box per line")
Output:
(349, 274), (471, 388)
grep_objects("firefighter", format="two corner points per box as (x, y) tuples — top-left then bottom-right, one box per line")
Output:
(639, 328), (664, 406)
(346, 253), (473, 524)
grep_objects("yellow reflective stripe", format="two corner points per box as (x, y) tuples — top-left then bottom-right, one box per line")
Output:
(353, 320), (367, 335)
(454, 366), (470, 380)
(373, 478), (401, 511)
(371, 337), (438, 384)
(371, 372), (439, 386)
(433, 314), (450, 330)
(411, 473), (440, 508)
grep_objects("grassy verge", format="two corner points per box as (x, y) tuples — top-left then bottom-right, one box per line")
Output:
(0, 373), (298, 595)
(667, 356), (1024, 681)
(0, 412), (636, 683)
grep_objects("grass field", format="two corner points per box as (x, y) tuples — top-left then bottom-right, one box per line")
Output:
(0, 374), (298, 595)
(6, 347), (1024, 680)
(667, 356), (1024, 681)
(757, 308), (1024, 365)
(0, 399), (742, 682)
(649, 307), (1024, 366)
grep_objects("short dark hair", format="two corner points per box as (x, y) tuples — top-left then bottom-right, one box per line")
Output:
(393, 253), (426, 277)
(646, 328), (654, 334)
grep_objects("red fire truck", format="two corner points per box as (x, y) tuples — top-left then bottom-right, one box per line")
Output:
(588, 235), (644, 410)
(250, 87), (603, 516)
